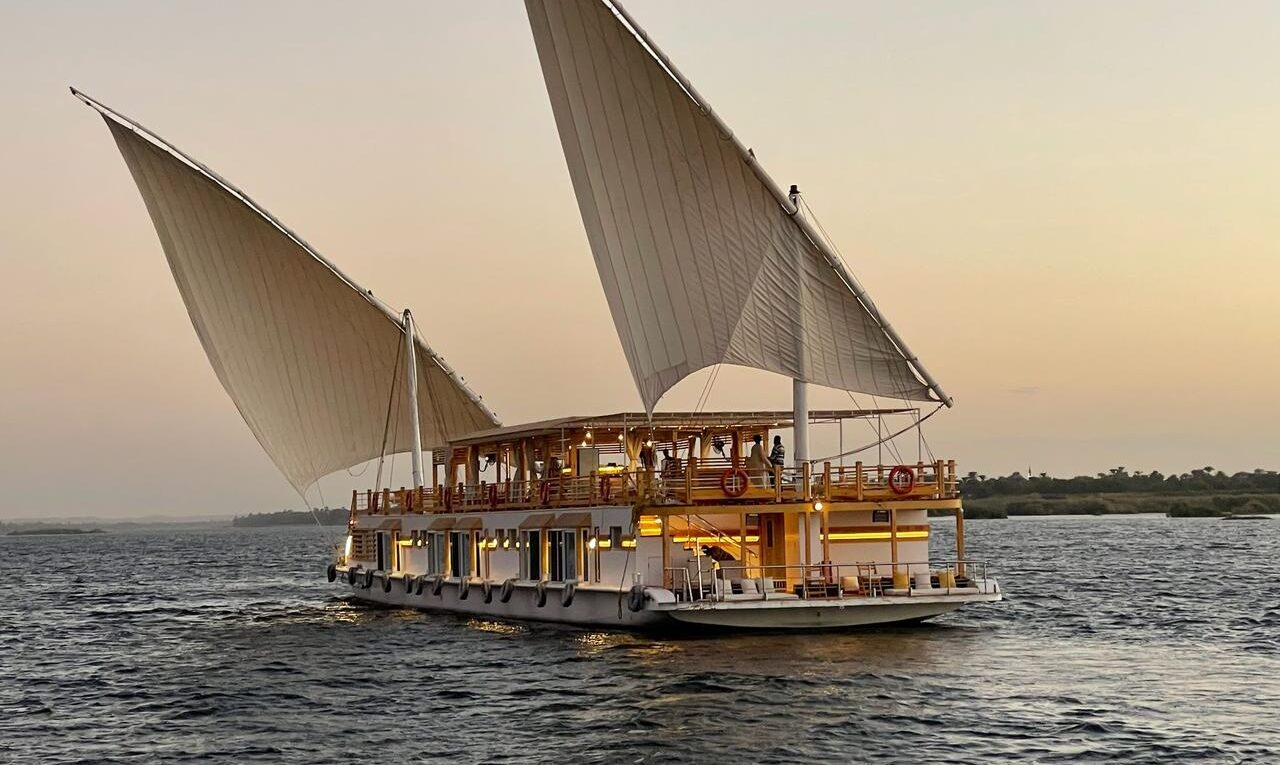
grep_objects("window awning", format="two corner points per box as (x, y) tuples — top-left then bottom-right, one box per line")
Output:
(518, 512), (556, 529)
(427, 516), (455, 531)
(454, 516), (483, 531)
(552, 511), (593, 528)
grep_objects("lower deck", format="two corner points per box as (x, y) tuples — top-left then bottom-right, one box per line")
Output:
(335, 490), (1001, 630)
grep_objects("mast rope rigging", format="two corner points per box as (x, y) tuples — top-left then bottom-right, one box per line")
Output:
(811, 404), (944, 464)
(373, 338), (405, 494)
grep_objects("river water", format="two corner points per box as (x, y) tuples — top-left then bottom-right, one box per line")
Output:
(2, 516), (1277, 763)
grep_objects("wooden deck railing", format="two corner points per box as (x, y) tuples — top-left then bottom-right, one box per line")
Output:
(351, 459), (959, 515)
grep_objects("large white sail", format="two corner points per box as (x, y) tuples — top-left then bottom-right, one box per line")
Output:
(75, 90), (499, 493)
(525, 0), (944, 412)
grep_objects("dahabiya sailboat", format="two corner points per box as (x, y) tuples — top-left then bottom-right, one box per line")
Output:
(75, 0), (1001, 630)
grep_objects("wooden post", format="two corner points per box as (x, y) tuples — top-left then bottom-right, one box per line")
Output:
(801, 462), (812, 501)
(774, 465), (783, 503)
(685, 456), (696, 503)
(803, 506), (812, 570)
(822, 461), (832, 500)
(821, 504), (831, 580)
(935, 459), (945, 497)
(739, 511), (748, 576)
(660, 514), (670, 588)
(947, 459), (957, 497)
(889, 506), (899, 577)
(855, 461), (863, 501)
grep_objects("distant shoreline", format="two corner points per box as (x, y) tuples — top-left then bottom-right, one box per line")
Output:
(7, 527), (104, 536)
(232, 508), (347, 528)
(950, 491), (1280, 519)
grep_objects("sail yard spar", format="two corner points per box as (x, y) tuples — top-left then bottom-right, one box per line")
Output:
(73, 89), (498, 493)
(524, 0), (950, 414)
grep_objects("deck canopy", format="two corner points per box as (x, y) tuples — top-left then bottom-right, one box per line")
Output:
(451, 409), (915, 449)
(74, 88), (499, 493)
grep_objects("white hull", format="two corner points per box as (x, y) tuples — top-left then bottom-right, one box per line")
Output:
(339, 569), (666, 629)
(336, 568), (1000, 632)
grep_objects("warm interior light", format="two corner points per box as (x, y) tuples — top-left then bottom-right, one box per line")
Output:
(587, 537), (598, 550)
(813, 501), (824, 512)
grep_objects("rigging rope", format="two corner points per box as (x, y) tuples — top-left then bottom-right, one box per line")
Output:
(373, 339), (404, 494)
(811, 404), (945, 464)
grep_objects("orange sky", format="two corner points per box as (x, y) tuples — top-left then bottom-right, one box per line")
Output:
(1, 1), (1277, 518)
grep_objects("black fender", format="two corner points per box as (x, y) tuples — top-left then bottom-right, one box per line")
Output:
(499, 578), (516, 603)
(627, 584), (646, 613)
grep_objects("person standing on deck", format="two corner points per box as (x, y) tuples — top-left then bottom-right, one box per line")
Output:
(746, 434), (769, 487)
(768, 435), (786, 485)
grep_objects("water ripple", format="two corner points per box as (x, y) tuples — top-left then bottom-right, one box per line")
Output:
(1, 517), (1277, 763)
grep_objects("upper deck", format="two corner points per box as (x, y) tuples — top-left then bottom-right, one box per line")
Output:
(351, 410), (959, 516)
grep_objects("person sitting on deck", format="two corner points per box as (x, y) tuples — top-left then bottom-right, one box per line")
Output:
(746, 434), (769, 487)
(768, 436), (786, 484)
(701, 544), (737, 580)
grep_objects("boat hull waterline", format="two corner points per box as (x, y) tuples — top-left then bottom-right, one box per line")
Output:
(336, 566), (1002, 631)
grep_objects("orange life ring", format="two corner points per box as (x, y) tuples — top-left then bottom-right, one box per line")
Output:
(443, 486), (454, 511)
(720, 468), (750, 498)
(599, 476), (612, 503)
(888, 465), (915, 495)
(539, 480), (552, 505)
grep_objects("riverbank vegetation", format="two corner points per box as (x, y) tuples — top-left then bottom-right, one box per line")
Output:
(956, 467), (1280, 519)
(232, 508), (347, 527)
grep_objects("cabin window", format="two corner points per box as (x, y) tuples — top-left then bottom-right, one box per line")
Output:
(523, 529), (542, 580)
(548, 529), (578, 582)
(609, 526), (623, 548)
(427, 532), (446, 574)
(449, 531), (472, 578)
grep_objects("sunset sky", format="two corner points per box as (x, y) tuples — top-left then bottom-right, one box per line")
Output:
(1, 1), (1277, 519)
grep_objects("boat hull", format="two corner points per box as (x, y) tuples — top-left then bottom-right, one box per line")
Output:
(336, 568), (999, 632)
(339, 571), (667, 629)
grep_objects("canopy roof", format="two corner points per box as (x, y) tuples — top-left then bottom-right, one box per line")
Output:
(452, 409), (916, 447)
